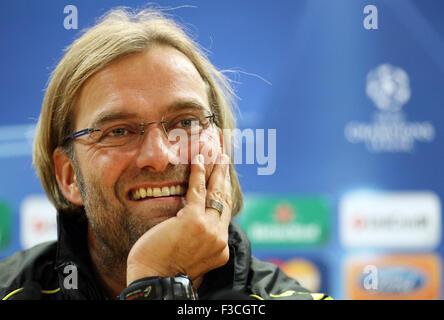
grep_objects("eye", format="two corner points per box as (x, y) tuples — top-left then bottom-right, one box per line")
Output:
(167, 115), (201, 131)
(93, 122), (140, 147)
(100, 124), (137, 141)
(164, 111), (213, 134)
(179, 119), (194, 127)
(110, 127), (129, 136)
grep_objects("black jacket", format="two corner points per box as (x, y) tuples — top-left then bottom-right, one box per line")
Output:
(0, 210), (330, 300)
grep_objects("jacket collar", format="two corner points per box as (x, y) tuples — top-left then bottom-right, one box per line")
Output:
(55, 210), (105, 299)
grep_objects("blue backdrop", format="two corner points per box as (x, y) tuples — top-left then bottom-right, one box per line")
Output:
(0, 0), (442, 299)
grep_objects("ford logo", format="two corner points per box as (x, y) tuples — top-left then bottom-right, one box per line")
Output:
(360, 267), (426, 294)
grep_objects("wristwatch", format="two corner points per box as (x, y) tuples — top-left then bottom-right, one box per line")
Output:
(119, 273), (198, 300)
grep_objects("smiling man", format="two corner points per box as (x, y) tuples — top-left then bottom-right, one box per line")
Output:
(0, 7), (330, 300)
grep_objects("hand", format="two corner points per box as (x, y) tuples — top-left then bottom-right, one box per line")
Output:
(126, 153), (232, 288)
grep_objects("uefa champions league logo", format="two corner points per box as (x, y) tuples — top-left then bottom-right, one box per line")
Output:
(345, 63), (435, 153)
(366, 64), (411, 113)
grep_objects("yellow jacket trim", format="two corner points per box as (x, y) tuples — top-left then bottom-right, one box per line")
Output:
(252, 291), (333, 300)
(270, 290), (297, 298)
(2, 288), (24, 300)
(310, 293), (333, 300)
(2, 287), (61, 300)
(41, 288), (61, 294)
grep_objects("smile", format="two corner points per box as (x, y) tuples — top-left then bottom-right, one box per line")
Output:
(130, 184), (188, 200)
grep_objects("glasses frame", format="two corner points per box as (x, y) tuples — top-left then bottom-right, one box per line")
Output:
(62, 112), (216, 147)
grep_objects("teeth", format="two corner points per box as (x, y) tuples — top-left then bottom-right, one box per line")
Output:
(161, 186), (170, 196)
(153, 187), (161, 197)
(132, 184), (187, 200)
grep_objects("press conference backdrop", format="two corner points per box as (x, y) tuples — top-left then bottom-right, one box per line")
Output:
(0, 0), (442, 300)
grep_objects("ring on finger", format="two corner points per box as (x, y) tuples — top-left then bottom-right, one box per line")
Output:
(205, 198), (224, 215)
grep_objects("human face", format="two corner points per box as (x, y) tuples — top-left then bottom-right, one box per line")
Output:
(72, 45), (221, 258)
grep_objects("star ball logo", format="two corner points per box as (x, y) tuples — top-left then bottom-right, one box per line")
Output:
(366, 64), (410, 112)
(345, 63), (435, 153)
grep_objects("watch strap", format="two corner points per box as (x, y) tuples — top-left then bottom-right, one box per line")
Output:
(119, 274), (198, 300)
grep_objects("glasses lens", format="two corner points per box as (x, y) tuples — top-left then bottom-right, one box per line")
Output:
(164, 111), (213, 135)
(95, 122), (142, 147)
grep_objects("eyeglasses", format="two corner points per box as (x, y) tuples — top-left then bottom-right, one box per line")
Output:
(63, 110), (216, 148)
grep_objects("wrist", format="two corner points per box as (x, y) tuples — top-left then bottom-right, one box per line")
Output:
(126, 264), (174, 286)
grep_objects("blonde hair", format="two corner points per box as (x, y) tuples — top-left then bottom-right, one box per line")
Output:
(33, 7), (243, 215)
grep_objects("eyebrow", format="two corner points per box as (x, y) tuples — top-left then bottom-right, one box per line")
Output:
(89, 111), (139, 129)
(166, 99), (211, 114)
(89, 99), (211, 128)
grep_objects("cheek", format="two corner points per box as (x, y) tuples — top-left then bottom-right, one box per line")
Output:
(188, 132), (220, 164)
(172, 132), (220, 182)
(83, 149), (135, 189)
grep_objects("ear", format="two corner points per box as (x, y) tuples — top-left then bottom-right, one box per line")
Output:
(53, 147), (83, 206)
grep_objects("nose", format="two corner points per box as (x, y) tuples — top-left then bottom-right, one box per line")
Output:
(135, 125), (174, 172)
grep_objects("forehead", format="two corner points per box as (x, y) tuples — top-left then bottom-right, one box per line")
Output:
(74, 44), (209, 128)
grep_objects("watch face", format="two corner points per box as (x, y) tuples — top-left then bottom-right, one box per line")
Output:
(171, 275), (197, 300)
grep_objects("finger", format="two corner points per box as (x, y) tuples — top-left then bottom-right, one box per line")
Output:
(206, 153), (232, 225)
(185, 153), (206, 207)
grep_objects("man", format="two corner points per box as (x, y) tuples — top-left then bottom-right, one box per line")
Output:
(0, 7), (330, 300)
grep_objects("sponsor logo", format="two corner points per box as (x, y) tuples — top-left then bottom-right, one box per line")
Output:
(0, 201), (11, 249)
(238, 195), (329, 247)
(366, 64), (410, 112)
(359, 266), (425, 294)
(345, 254), (441, 300)
(20, 195), (57, 249)
(344, 63), (435, 153)
(339, 191), (441, 249)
